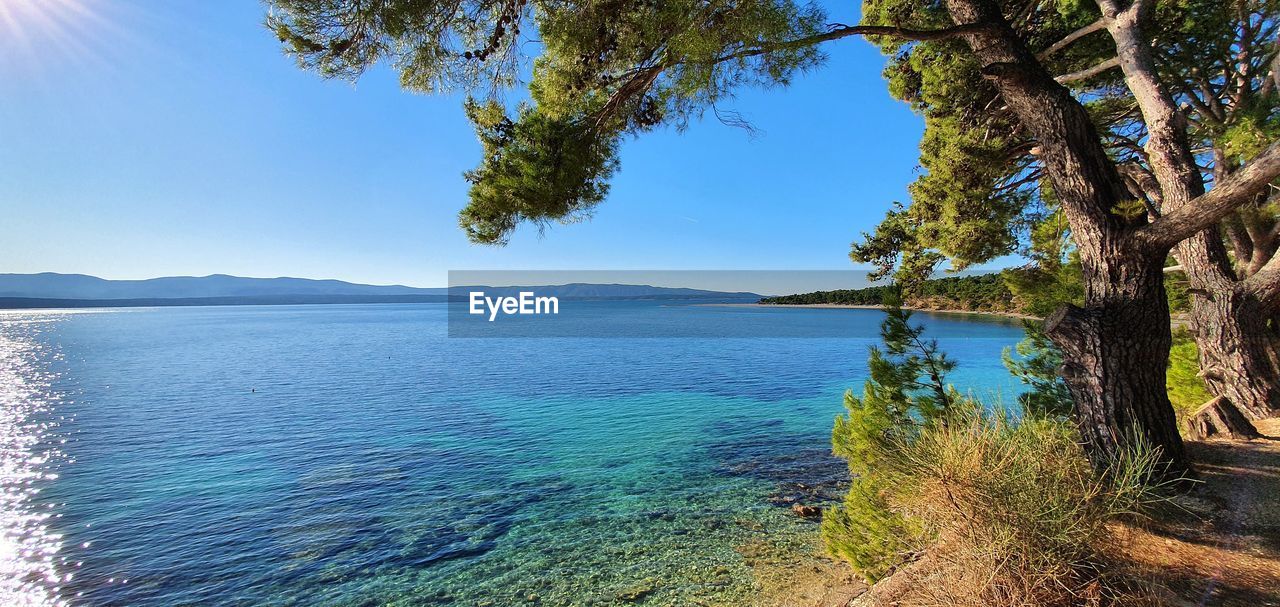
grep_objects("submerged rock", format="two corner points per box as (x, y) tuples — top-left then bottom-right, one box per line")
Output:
(791, 504), (822, 518)
(616, 581), (655, 602)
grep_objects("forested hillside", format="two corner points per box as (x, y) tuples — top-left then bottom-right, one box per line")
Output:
(760, 274), (1017, 313)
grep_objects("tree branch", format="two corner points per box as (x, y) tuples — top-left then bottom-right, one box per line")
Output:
(1117, 161), (1164, 212)
(1139, 139), (1280, 249)
(711, 22), (995, 64)
(1100, 0), (1209, 244)
(1225, 213), (1256, 266)
(1244, 248), (1280, 311)
(1054, 56), (1120, 83)
(593, 21), (996, 128)
(594, 65), (663, 127)
(1037, 18), (1107, 60)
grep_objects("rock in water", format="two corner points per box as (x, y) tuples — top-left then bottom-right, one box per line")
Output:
(791, 504), (821, 518)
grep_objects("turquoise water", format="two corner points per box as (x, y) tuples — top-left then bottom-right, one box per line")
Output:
(0, 303), (1027, 606)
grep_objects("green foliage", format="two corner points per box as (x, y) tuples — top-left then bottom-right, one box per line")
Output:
(1164, 268), (1191, 313)
(862, 28), (1027, 273)
(1110, 199), (1150, 223)
(904, 113), (1026, 267)
(849, 203), (944, 283)
(886, 409), (1172, 605)
(1167, 331), (1212, 420)
(1001, 207), (1083, 317)
(1003, 324), (1074, 418)
(848, 0), (1100, 282)
(1002, 256), (1084, 317)
(1219, 113), (1280, 163)
(761, 273), (1015, 311)
(460, 100), (620, 244)
(995, 207), (1078, 419)
(1155, 0), (1280, 167)
(266, 0), (516, 91)
(824, 291), (964, 579)
(267, 0), (831, 243)
(268, 0), (1280, 261)
(831, 291), (958, 472)
(850, 121), (1027, 281)
(988, 205), (1078, 421)
(533, 0), (826, 126)
(1024, 194), (1071, 266)
(852, 0), (1280, 309)
(268, 0), (1279, 254)
(824, 296), (1173, 595)
(821, 476), (923, 581)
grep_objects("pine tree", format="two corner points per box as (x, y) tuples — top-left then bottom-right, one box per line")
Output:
(824, 290), (964, 579)
(266, 0), (1280, 473)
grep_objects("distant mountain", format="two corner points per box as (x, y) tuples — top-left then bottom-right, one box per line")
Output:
(0, 273), (761, 309)
(0, 273), (443, 300)
(454, 283), (761, 300)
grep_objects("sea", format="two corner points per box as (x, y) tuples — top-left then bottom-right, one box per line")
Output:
(0, 302), (1027, 606)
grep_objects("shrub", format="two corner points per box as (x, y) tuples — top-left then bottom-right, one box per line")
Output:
(1002, 323), (1073, 419)
(821, 475), (924, 581)
(823, 293), (1174, 605)
(887, 408), (1169, 606)
(823, 291), (965, 580)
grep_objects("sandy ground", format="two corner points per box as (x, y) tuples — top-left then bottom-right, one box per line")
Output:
(745, 533), (866, 607)
(1117, 417), (1280, 607)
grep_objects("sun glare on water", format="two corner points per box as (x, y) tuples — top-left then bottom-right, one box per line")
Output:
(0, 315), (71, 607)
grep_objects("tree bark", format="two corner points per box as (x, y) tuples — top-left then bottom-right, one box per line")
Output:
(944, 0), (1189, 475)
(1171, 146), (1280, 422)
(1186, 280), (1280, 420)
(1142, 156), (1280, 425)
(1170, 194), (1280, 422)
(1096, 0), (1280, 438)
(1044, 252), (1186, 472)
(1186, 396), (1261, 441)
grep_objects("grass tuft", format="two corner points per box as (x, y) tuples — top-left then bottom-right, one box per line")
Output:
(886, 407), (1173, 606)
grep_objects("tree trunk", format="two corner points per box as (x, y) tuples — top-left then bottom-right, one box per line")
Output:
(1268, 312), (1280, 372)
(1045, 248), (1189, 474)
(1187, 283), (1280, 420)
(1186, 396), (1261, 441)
(942, 0), (1190, 476)
(1171, 170), (1280, 423)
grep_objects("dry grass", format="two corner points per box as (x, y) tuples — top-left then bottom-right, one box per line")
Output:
(879, 411), (1173, 607)
(844, 418), (1280, 607)
(1108, 418), (1280, 607)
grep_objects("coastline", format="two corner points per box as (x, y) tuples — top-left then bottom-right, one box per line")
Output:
(717, 303), (1194, 329)
(710, 302), (1041, 322)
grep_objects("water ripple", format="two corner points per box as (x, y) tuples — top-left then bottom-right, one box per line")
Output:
(0, 304), (1025, 606)
(0, 313), (73, 606)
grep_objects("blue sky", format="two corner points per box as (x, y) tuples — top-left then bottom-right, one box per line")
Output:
(0, 1), (1004, 287)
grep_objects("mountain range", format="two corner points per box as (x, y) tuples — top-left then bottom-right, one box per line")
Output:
(0, 273), (761, 308)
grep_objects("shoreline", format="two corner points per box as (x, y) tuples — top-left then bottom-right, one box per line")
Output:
(709, 302), (1041, 322)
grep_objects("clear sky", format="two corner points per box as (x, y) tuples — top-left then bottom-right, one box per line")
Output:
(0, 1), (1009, 287)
